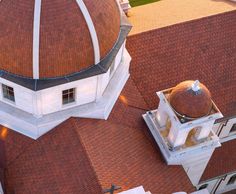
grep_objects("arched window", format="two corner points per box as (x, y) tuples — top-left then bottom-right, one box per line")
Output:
(227, 174), (236, 185)
(230, 124), (236, 133)
(199, 184), (208, 190)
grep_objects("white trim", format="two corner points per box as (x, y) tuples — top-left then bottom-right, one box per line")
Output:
(115, 0), (123, 17)
(75, 0), (100, 64)
(33, 0), (42, 79)
(0, 50), (131, 139)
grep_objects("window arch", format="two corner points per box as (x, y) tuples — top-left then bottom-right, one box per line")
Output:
(227, 174), (236, 185)
(230, 124), (236, 133)
(199, 184), (208, 190)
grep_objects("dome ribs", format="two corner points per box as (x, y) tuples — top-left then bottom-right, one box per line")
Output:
(83, 0), (121, 60)
(39, 0), (94, 78)
(0, 0), (121, 79)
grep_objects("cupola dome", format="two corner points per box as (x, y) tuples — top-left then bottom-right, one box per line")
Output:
(169, 80), (212, 119)
(0, 0), (121, 79)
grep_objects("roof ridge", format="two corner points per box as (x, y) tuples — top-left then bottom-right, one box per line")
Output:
(71, 118), (104, 193)
(130, 76), (151, 110)
(128, 9), (236, 37)
(6, 139), (35, 168)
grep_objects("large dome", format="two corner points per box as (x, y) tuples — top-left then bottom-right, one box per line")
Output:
(169, 80), (212, 119)
(0, 0), (121, 79)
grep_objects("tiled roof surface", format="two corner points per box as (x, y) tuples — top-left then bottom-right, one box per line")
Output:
(0, 0), (34, 78)
(2, 8), (236, 194)
(73, 79), (194, 193)
(2, 79), (194, 194)
(201, 139), (236, 181)
(126, 10), (236, 117)
(126, 10), (236, 183)
(0, 0), (120, 78)
(4, 121), (103, 194)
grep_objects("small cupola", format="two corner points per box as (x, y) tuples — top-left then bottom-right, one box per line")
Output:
(169, 80), (212, 119)
(143, 80), (223, 185)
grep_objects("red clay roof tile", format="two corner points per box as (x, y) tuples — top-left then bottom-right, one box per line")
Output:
(4, 120), (103, 194)
(126, 10), (236, 117)
(3, 9), (236, 194)
(0, 0), (120, 78)
(201, 139), (236, 181)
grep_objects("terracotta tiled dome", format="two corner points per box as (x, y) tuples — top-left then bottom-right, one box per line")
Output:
(169, 80), (212, 119)
(0, 0), (121, 79)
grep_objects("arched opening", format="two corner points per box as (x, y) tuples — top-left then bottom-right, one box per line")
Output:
(199, 184), (208, 190)
(227, 174), (236, 185)
(185, 127), (202, 147)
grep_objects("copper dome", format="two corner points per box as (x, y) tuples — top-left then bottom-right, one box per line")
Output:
(0, 0), (121, 79)
(169, 80), (212, 119)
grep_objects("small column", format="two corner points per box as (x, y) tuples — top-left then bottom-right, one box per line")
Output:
(167, 126), (188, 148)
(155, 109), (168, 127)
(194, 124), (213, 141)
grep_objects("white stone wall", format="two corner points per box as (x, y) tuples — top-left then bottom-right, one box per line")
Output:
(213, 117), (236, 141)
(0, 44), (130, 139)
(182, 149), (215, 185)
(0, 43), (125, 117)
(198, 172), (236, 194)
(0, 78), (35, 114)
(119, 186), (151, 194)
(156, 91), (223, 148)
(40, 76), (98, 115)
(153, 90), (222, 186)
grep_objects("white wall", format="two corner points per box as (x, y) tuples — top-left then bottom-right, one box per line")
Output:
(0, 77), (35, 114)
(197, 179), (219, 194)
(114, 43), (124, 70)
(0, 43), (126, 117)
(40, 76), (98, 115)
(216, 173), (236, 194)
(198, 172), (236, 194)
(214, 118), (236, 138)
(182, 149), (215, 186)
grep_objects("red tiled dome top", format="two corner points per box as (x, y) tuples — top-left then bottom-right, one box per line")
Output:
(169, 80), (212, 119)
(0, 0), (121, 79)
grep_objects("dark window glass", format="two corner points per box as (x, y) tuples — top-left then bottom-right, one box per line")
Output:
(62, 88), (75, 105)
(199, 184), (208, 190)
(227, 174), (236, 185)
(230, 124), (236, 133)
(2, 84), (15, 102)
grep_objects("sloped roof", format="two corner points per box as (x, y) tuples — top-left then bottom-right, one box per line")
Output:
(2, 8), (236, 194)
(126, 10), (236, 117)
(0, 0), (120, 78)
(201, 139), (236, 182)
(4, 120), (103, 194)
(126, 10), (236, 184)
(73, 79), (194, 193)
(3, 79), (194, 194)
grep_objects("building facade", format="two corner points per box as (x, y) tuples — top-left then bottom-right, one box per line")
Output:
(0, 0), (132, 139)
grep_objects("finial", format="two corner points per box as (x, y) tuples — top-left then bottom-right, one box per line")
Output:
(191, 80), (200, 92)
